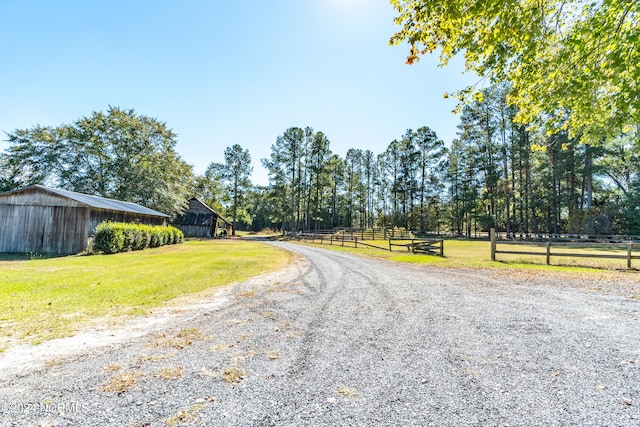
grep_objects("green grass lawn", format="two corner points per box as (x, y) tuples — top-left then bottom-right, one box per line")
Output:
(295, 238), (640, 273)
(0, 240), (292, 348)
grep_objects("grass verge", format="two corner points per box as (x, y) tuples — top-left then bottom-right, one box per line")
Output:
(0, 240), (292, 347)
(292, 238), (640, 273)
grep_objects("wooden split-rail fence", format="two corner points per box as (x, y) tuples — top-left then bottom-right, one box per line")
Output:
(490, 228), (639, 269)
(388, 238), (444, 256)
(293, 232), (444, 257)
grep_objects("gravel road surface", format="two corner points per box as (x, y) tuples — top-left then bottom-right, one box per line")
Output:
(1, 241), (639, 426)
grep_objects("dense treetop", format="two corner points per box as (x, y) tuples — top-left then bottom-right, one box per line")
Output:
(2, 107), (192, 218)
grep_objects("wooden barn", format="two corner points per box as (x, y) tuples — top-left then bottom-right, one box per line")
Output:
(0, 185), (169, 254)
(171, 197), (232, 238)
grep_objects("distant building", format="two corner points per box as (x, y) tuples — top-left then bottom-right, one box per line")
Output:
(0, 185), (168, 254)
(171, 197), (232, 238)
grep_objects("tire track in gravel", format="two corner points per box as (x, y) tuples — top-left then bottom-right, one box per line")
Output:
(286, 245), (403, 377)
(264, 242), (640, 426)
(270, 242), (501, 425)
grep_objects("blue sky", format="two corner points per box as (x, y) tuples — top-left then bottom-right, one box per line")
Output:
(0, 0), (477, 185)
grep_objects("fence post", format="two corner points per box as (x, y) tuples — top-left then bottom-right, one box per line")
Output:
(355, 237), (358, 249)
(439, 239), (444, 257)
(490, 228), (496, 261)
(628, 243), (633, 269)
(546, 242), (551, 265)
(388, 238), (392, 252)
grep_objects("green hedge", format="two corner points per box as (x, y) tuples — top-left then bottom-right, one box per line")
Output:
(93, 222), (184, 254)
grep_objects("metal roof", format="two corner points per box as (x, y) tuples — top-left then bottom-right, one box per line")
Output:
(2, 185), (169, 217)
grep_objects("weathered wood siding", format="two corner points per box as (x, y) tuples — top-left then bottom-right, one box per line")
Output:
(0, 189), (84, 208)
(0, 188), (167, 254)
(174, 224), (212, 238)
(185, 198), (213, 215)
(0, 204), (90, 254)
(172, 198), (216, 237)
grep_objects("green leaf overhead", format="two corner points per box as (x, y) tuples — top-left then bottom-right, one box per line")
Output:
(390, 0), (640, 142)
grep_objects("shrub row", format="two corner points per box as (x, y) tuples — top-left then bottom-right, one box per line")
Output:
(93, 221), (184, 254)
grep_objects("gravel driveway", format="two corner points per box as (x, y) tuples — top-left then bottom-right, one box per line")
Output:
(1, 241), (639, 426)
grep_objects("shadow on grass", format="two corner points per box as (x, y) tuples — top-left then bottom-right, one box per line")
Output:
(495, 258), (640, 272)
(501, 241), (637, 253)
(0, 252), (70, 261)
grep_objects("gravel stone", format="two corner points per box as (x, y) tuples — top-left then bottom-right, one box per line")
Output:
(0, 241), (639, 426)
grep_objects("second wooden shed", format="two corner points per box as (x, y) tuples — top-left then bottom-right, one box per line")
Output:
(171, 197), (232, 238)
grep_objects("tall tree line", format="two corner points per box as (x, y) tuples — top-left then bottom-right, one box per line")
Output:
(444, 84), (640, 237)
(254, 125), (447, 233)
(3, 104), (638, 236)
(247, 89), (639, 236)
